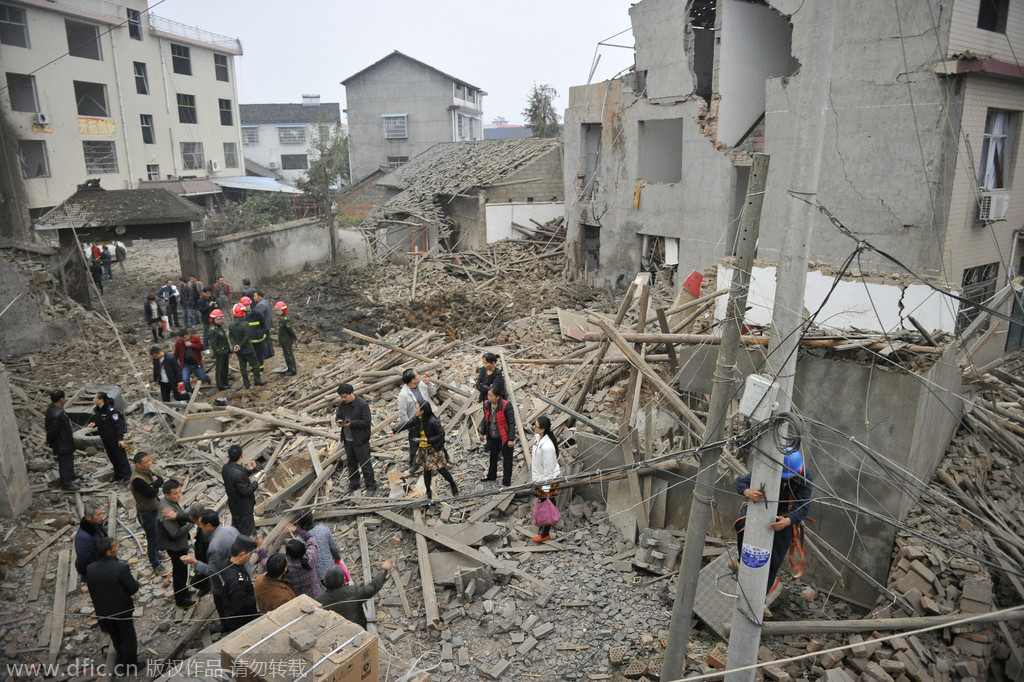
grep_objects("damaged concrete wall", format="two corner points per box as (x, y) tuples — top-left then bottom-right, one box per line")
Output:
(195, 218), (366, 284)
(0, 257), (75, 360)
(0, 363), (31, 517)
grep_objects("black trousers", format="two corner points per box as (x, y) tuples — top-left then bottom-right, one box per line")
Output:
(99, 435), (132, 481)
(99, 616), (137, 666)
(158, 382), (188, 402)
(423, 468), (458, 499)
(166, 548), (190, 604)
(232, 512), (255, 537)
(55, 450), (76, 488)
(344, 438), (376, 489)
(485, 438), (513, 486)
(167, 301), (179, 327)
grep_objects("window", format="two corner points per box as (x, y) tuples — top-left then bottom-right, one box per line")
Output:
(241, 126), (258, 145)
(386, 155), (409, 169)
(146, 163), (160, 180)
(978, 109), (1017, 190)
(181, 142), (204, 170)
(978, 0), (1009, 33)
(74, 81), (109, 117)
(958, 262), (999, 331)
(214, 54), (229, 82)
(83, 141), (118, 174)
(177, 93), (197, 124)
(18, 140), (48, 178)
(219, 98), (233, 126)
(0, 4), (28, 47)
(6, 73), (37, 112)
(278, 126), (305, 144)
(583, 224), (600, 271)
(583, 123), (602, 189)
(382, 114), (408, 139)
(171, 43), (191, 75)
(133, 62), (149, 95)
(223, 142), (238, 169)
(140, 114), (155, 144)
(66, 20), (101, 60)
(126, 8), (142, 40)
(280, 154), (308, 170)
(640, 119), (683, 183)
(457, 114), (475, 140)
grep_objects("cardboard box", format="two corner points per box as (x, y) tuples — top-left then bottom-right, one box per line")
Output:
(219, 595), (378, 682)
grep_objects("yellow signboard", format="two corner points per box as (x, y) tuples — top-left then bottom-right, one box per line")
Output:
(31, 123), (53, 134)
(77, 117), (116, 136)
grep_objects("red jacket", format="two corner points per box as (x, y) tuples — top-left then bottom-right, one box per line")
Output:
(173, 334), (204, 367)
(480, 399), (514, 445)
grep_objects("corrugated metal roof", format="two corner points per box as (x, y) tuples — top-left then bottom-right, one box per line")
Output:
(138, 178), (223, 196)
(212, 176), (302, 194)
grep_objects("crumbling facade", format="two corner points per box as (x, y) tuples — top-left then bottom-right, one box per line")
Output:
(564, 0), (1024, 355)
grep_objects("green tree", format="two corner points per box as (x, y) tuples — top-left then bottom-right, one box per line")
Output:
(522, 83), (561, 138)
(296, 115), (350, 213)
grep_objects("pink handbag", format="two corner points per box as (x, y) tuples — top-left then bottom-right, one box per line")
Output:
(532, 499), (561, 527)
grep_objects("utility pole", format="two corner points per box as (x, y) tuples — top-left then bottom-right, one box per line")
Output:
(662, 153), (769, 679)
(725, 2), (837, 679)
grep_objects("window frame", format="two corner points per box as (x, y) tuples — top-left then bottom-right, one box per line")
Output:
(241, 126), (259, 145)
(978, 108), (1018, 190)
(146, 163), (160, 181)
(280, 154), (308, 170)
(170, 43), (191, 76)
(126, 8), (142, 40)
(140, 114), (155, 144)
(278, 125), (305, 144)
(0, 3), (29, 47)
(386, 155), (409, 169)
(133, 61), (149, 95)
(83, 140), (118, 174)
(382, 114), (408, 139)
(180, 141), (205, 171)
(223, 142), (238, 169)
(18, 139), (49, 178)
(74, 80), (110, 118)
(957, 262), (1000, 331)
(214, 53), (229, 82)
(218, 98), (233, 126)
(5, 72), (38, 112)
(65, 19), (102, 60)
(977, 0), (1009, 33)
(177, 93), (197, 124)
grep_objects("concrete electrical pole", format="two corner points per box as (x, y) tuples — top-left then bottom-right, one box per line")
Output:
(662, 152), (770, 680)
(725, 2), (837, 679)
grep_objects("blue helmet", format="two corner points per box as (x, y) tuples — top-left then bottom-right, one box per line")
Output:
(781, 449), (804, 479)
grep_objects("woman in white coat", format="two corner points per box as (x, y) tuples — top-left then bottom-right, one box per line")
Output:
(531, 416), (561, 542)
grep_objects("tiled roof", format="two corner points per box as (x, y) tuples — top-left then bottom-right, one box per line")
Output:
(239, 102), (342, 125)
(35, 180), (204, 228)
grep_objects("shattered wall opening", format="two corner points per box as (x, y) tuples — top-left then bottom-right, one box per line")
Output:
(583, 123), (602, 190)
(689, 0), (716, 104)
(639, 118), (684, 183)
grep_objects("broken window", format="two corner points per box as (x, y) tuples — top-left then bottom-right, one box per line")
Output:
(386, 155), (409, 169)
(74, 81), (109, 117)
(382, 114), (408, 139)
(18, 140), (48, 178)
(978, 109), (1017, 190)
(639, 119), (683, 183)
(6, 72), (38, 112)
(126, 8), (142, 40)
(977, 0), (1009, 33)
(181, 142), (204, 170)
(140, 114), (155, 144)
(171, 43), (191, 75)
(146, 163), (160, 181)
(278, 126), (305, 144)
(582, 224), (601, 271)
(219, 98), (233, 126)
(641, 235), (679, 280)
(223, 143), (238, 169)
(214, 53), (229, 82)
(241, 126), (258, 145)
(66, 19), (101, 60)
(690, 0), (715, 103)
(583, 123), (602, 190)
(281, 154), (308, 170)
(83, 141), (118, 174)
(957, 262), (999, 332)
(177, 93), (197, 124)
(133, 62), (149, 95)
(0, 4), (29, 48)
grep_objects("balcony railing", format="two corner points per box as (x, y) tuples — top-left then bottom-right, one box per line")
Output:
(149, 14), (242, 52)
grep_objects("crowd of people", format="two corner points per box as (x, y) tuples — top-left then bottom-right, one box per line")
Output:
(85, 243), (126, 296)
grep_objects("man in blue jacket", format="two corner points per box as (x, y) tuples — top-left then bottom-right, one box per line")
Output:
(74, 500), (107, 577)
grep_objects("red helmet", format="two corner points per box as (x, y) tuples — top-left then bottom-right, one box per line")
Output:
(273, 301), (288, 313)
(239, 296), (252, 305)
(232, 303), (246, 317)
(209, 309), (224, 321)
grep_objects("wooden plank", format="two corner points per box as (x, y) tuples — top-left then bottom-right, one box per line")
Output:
(390, 567), (413, 618)
(498, 350), (532, 468)
(175, 379), (205, 439)
(378, 509), (550, 593)
(28, 547), (51, 602)
(48, 549), (70, 665)
(307, 441), (324, 478)
(467, 493), (515, 524)
(18, 524), (72, 567)
(357, 517), (378, 634)
(412, 509), (440, 629)
(224, 406), (336, 439)
(175, 426), (272, 444)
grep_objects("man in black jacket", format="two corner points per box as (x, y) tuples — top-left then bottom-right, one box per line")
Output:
(86, 537), (140, 670)
(318, 560), (391, 629)
(220, 537), (259, 632)
(74, 500), (107, 577)
(222, 444), (260, 535)
(45, 389), (78, 491)
(335, 383), (376, 495)
(150, 346), (188, 401)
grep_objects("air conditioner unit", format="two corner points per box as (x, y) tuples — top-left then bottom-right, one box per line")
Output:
(979, 191), (1010, 223)
(208, 159), (222, 172)
(34, 112), (50, 125)
(268, 161), (279, 169)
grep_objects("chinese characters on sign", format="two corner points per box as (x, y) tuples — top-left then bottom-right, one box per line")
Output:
(77, 117), (116, 136)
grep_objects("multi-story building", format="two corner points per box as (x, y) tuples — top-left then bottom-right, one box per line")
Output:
(342, 50), (485, 182)
(0, 0), (244, 216)
(239, 94), (343, 185)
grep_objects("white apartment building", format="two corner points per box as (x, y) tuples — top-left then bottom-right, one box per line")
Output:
(239, 94), (343, 185)
(0, 0), (244, 216)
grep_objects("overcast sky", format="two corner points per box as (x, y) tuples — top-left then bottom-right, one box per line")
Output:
(155, 0), (637, 125)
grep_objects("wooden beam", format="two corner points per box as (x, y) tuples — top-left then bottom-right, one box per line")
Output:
(357, 517), (378, 634)
(390, 567), (413, 619)
(307, 441), (324, 478)
(663, 287), (729, 316)
(572, 281), (638, 416)
(536, 395), (618, 440)
(175, 426), (272, 444)
(581, 330), (941, 354)
(411, 509), (440, 629)
(499, 349), (533, 468)
(18, 524), (72, 567)
(48, 549), (70, 665)
(28, 548), (50, 602)
(224, 406), (336, 439)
